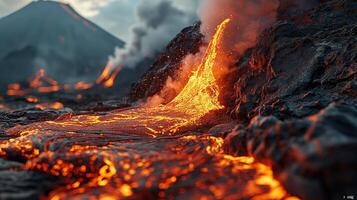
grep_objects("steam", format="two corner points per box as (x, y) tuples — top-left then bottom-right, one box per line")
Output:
(147, 0), (282, 105)
(198, 0), (280, 57)
(108, 0), (198, 69)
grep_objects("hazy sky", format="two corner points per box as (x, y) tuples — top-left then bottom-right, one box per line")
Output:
(0, 0), (198, 41)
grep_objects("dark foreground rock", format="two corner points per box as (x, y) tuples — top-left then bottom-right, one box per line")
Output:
(224, 104), (357, 200)
(232, 0), (357, 120)
(0, 158), (59, 200)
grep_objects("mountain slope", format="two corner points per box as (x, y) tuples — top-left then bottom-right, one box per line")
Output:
(0, 0), (124, 86)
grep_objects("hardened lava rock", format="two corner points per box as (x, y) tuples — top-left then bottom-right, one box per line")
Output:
(224, 104), (357, 200)
(0, 158), (60, 200)
(232, 0), (357, 120)
(129, 22), (204, 102)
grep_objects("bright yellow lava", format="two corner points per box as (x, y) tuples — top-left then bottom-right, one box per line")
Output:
(167, 19), (228, 116)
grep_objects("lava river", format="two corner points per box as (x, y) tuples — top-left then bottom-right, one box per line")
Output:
(0, 19), (299, 200)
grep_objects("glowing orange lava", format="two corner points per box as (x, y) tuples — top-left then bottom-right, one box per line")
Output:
(6, 68), (62, 96)
(167, 19), (228, 117)
(5, 64), (120, 98)
(75, 82), (93, 90)
(96, 61), (121, 88)
(35, 102), (64, 110)
(0, 19), (299, 200)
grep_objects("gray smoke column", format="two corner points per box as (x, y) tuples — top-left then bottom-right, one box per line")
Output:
(107, 0), (198, 69)
(198, 0), (280, 57)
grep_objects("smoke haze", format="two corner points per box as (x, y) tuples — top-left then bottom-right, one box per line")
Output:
(198, 0), (280, 57)
(107, 0), (198, 70)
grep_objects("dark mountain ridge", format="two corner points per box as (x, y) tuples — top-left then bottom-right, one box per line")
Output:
(0, 0), (124, 87)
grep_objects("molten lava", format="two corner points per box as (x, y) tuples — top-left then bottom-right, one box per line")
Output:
(75, 82), (93, 90)
(6, 68), (61, 96)
(96, 62), (122, 88)
(35, 102), (64, 110)
(5, 64), (120, 98)
(166, 19), (227, 117)
(0, 19), (299, 200)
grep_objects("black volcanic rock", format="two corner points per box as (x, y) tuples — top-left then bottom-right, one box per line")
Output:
(232, 0), (357, 120)
(0, 158), (60, 200)
(129, 0), (357, 199)
(0, 1), (124, 87)
(224, 103), (357, 200)
(129, 22), (204, 101)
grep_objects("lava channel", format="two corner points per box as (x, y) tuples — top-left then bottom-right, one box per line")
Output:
(0, 19), (299, 200)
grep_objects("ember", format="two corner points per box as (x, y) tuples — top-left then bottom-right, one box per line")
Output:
(0, 19), (299, 199)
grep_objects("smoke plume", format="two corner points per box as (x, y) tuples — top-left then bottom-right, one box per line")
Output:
(107, 0), (198, 70)
(198, 0), (280, 57)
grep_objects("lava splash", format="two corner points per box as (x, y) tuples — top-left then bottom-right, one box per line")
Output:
(0, 19), (299, 200)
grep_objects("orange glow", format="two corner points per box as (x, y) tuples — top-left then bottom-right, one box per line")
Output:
(0, 104), (11, 111)
(0, 19), (299, 199)
(6, 69), (62, 96)
(75, 82), (93, 90)
(26, 96), (39, 103)
(96, 61), (121, 88)
(8, 83), (21, 90)
(167, 19), (229, 117)
(7, 88), (27, 96)
(103, 67), (121, 88)
(29, 68), (45, 87)
(35, 102), (64, 110)
(96, 62), (112, 84)
(36, 85), (61, 93)
(5, 62), (123, 97)
(5, 66), (121, 97)
(7, 83), (27, 96)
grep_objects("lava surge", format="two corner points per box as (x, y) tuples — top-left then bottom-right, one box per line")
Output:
(0, 19), (299, 200)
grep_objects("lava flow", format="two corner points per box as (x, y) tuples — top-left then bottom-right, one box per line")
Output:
(6, 63), (121, 98)
(6, 69), (61, 96)
(96, 61), (122, 88)
(0, 19), (299, 200)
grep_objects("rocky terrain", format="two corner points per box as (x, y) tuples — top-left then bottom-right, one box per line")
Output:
(130, 0), (357, 199)
(0, 0), (356, 199)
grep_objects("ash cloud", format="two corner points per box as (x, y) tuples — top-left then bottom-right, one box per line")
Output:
(107, 0), (198, 70)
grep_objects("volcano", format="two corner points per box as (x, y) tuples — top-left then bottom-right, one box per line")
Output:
(0, 0), (356, 200)
(0, 1), (124, 87)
